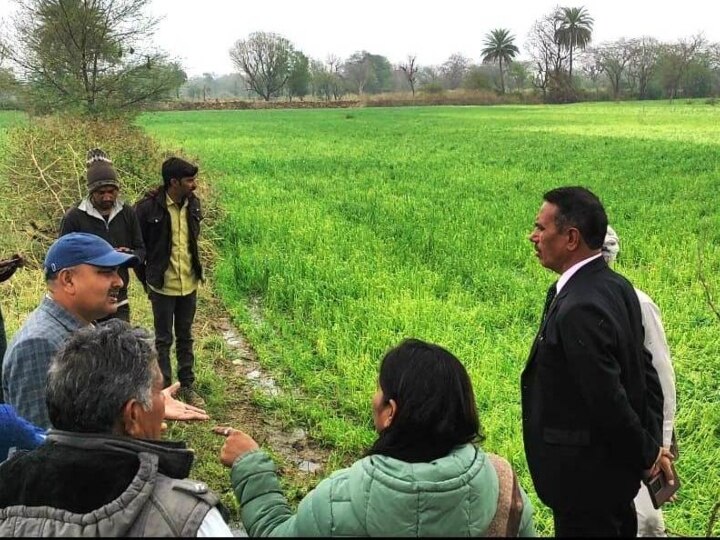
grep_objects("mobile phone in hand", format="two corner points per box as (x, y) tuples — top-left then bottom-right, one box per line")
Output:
(644, 462), (680, 509)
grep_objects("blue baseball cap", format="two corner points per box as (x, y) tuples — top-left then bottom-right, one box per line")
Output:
(44, 233), (138, 274)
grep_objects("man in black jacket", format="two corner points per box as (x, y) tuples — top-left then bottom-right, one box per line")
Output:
(134, 157), (204, 406)
(522, 186), (672, 537)
(59, 148), (145, 322)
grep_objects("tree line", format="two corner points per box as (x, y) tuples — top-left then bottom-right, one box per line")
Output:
(212, 8), (719, 104)
(1, 1), (719, 114)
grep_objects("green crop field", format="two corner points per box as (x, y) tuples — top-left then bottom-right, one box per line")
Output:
(138, 101), (718, 536)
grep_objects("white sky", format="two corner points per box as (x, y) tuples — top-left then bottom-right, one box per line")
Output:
(2, 0), (719, 77)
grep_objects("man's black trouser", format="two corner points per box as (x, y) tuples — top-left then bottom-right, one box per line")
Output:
(149, 289), (197, 389)
(0, 305), (5, 403)
(553, 501), (637, 537)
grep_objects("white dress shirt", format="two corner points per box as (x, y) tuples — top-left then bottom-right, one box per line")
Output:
(556, 252), (603, 294)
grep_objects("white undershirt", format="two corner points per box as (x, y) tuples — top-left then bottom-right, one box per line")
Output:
(197, 507), (236, 537)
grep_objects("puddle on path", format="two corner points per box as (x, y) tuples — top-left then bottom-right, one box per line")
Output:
(215, 317), (326, 476)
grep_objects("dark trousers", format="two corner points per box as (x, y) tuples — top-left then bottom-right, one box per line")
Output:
(553, 501), (637, 537)
(149, 289), (197, 388)
(0, 306), (5, 403)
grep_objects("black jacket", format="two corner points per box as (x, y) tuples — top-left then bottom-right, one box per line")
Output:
(521, 257), (664, 512)
(134, 187), (203, 291)
(59, 200), (146, 301)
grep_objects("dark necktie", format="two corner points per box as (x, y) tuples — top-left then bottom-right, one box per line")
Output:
(541, 282), (558, 321)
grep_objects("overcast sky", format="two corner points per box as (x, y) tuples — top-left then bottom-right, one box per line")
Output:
(2, 0), (719, 77)
(146, 0), (719, 77)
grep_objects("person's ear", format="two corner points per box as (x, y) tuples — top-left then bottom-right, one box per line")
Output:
(58, 268), (76, 293)
(385, 398), (398, 429)
(122, 399), (144, 437)
(566, 227), (581, 251)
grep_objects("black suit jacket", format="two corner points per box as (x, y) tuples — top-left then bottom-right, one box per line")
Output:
(521, 256), (664, 511)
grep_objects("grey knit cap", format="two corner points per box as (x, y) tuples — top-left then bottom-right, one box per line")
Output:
(86, 148), (120, 193)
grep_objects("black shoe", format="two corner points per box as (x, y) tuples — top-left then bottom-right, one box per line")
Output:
(177, 386), (206, 408)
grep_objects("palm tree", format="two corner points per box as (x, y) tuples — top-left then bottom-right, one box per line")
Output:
(481, 28), (520, 94)
(555, 6), (594, 80)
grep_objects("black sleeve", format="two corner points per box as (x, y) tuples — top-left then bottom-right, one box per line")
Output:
(58, 208), (80, 237)
(559, 302), (660, 470)
(132, 199), (148, 289)
(124, 206), (146, 266)
(641, 337), (664, 447)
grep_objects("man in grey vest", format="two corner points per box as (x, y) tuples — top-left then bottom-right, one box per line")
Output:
(0, 320), (233, 537)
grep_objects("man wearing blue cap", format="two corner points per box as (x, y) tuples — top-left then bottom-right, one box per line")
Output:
(1, 232), (136, 428)
(2, 233), (210, 430)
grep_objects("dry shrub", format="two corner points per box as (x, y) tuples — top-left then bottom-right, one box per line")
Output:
(147, 90), (544, 112)
(363, 89), (542, 107)
(0, 114), (218, 270)
(151, 99), (362, 111)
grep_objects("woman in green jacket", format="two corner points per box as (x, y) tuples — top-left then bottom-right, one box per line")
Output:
(215, 338), (536, 537)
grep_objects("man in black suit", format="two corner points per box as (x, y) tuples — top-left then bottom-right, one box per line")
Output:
(522, 186), (673, 537)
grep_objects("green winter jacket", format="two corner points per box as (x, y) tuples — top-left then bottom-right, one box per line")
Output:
(231, 443), (535, 537)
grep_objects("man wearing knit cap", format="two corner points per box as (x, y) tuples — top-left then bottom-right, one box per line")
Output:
(59, 148), (145, 322)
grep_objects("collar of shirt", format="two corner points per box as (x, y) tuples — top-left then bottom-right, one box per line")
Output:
(78, 197), (124, 222)
(165, 192), (188, 209)
(42, 294), (90, 332)
(556, 253), (603, 294)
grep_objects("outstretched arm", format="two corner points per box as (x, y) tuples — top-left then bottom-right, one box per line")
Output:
(215, 426), (328, 537)
(163, 382), (209, 421)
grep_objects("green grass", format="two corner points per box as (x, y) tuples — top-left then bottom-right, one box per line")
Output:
(139, 101), (720, 536)
(0, 110), (24, 127)
(0, 110), (25, 151)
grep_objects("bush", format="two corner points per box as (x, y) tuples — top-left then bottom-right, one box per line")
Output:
(463, 67), (494, 92)
(0, 115), (215, 267)
(420, 82), (445, 95)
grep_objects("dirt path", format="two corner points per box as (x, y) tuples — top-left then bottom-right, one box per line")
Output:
(213, 315), (328, 476)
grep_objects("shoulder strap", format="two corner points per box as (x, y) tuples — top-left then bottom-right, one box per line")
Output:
(484, 453), (524, 537)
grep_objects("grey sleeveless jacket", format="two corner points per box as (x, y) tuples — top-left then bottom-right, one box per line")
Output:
(0, 431), (222, 537)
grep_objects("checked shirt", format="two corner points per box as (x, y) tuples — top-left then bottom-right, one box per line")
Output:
(2, 296), (86, 429)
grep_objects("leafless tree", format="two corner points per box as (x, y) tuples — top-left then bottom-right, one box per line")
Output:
(229, 31), (293, 101)
(326, 54), (345, 100)
(657, 34), (705, 100)
(440, 53), (471, 90)
(626, 37), (660, 99)
(590, 40), (633, 99)
(578, 51), (603, 96)
(526, 8), (568, 97)
(399, 55), (419, 97)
